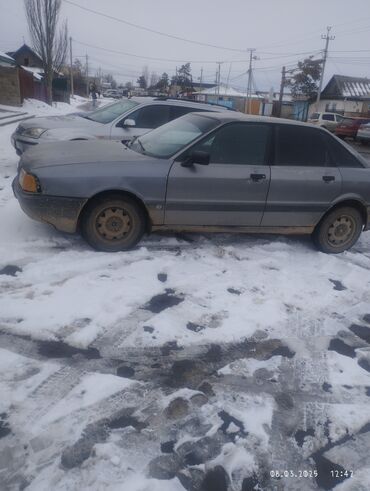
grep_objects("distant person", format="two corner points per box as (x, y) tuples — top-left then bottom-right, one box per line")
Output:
(90, 83), (97, 108)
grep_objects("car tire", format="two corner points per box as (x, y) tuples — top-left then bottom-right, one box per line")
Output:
(81, 194), (146, 252)
(312, 206), (363, 254)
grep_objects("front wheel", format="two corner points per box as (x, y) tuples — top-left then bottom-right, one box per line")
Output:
(312, 206), (363, 253)
(81, 195), (146, 251)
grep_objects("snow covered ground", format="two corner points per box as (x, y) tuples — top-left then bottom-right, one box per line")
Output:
(0, 101), (370, 491)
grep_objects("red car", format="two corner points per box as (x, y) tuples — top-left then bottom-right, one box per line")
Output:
(335, 117), (370, 139)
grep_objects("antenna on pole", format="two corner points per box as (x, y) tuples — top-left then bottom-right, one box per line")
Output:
(316, 26), (335, 105)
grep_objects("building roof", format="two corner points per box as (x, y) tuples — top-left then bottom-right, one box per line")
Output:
(21, 65), (43, 80)
(322, 74), (370, 100)
(0, 50), (16, 66)
(6, 43), (43, 67)
(194, 83), (263, 98)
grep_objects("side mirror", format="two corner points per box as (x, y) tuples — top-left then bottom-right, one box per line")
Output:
(181, 150), (210, 167)
(123, 118), (136, 127)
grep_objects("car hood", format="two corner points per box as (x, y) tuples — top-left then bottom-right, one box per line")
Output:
(19, 114), (101, 131)
(20, 140), (152, 170)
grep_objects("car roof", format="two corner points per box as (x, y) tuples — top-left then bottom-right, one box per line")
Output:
(129, 96), (230, 112)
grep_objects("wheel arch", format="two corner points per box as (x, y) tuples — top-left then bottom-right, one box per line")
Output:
(78, 189), (152, 232)
(317, 198), (368, 229)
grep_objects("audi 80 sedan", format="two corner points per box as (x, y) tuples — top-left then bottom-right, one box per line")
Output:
(11, 97), (228, 155)
(13, 112), (370, 254)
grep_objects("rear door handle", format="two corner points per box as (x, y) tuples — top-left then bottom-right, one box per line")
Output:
(250, 173), (266, 182)
(323, 175), (335, 183)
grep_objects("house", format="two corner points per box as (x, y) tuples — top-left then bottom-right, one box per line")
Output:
(0, 50), (36, 106)
(311, 74), (370, 117)
(7, 44), (43, 71)
(193, 83), (263, 114)
(4, 43), (70, 104)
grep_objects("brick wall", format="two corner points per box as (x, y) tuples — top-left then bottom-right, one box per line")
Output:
(0, 66), (21, 106)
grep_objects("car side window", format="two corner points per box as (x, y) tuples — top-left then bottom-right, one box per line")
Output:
(322, 134), (364, 168)
(190, 123), (271, 165)
(123, 105), (170, 129)
(322, 114), (335, 121)
(275, 125), (329, 166)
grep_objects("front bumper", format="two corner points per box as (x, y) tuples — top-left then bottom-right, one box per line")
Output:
(12, 178), (87, 233)
(335, 128), (357, 138)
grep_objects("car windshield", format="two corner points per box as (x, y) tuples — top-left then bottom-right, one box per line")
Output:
(130, 113), (220, 158)
(309, 113), (320, 119)
(85, 99), (139, 124)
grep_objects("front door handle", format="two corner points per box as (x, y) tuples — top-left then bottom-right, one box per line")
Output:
(250, 173), (266, 182)
(323, 175), (335, 183)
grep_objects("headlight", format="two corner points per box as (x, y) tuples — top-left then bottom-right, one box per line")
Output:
(23, 127), (47, 139)
(19, 169), (41, 193)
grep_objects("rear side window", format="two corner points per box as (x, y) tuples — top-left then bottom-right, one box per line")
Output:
(322, 114), (335, 121)
(275, 125), (329, 166)
(322, 134), (364, 168)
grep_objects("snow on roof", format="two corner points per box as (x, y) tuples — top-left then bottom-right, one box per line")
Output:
(334, 75), (370, 98)
(21, 65), (43, 80)
(195, 83), (262, 98)
(0, 50), (16, 65)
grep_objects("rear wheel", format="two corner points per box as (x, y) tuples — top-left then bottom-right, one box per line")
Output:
(313, 206), (363, 253)
(81, 194), (146, 251)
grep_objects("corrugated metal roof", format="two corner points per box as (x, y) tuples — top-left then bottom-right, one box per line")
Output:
(334, 75), (370, 98)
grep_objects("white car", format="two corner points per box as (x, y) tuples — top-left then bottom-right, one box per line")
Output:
(357, 123), (370, 145)
(307, 112), (344, 133)
(11, 97), (229, 155)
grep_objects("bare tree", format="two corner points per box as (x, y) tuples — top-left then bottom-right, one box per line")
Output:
(24, 0), (68, 105)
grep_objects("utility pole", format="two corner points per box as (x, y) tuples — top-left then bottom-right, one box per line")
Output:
(246, 49), (257, 114)
(277, 66), (286, 117)
(85, 54), (89, 98)
(69, 37), (74, 99)
(199, 67), (203, 94)
(216, 62), (222, 99)
(316, 26), (335, 106)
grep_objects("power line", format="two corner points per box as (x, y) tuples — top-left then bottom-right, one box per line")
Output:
(73, 39), (248, 64)
(63, 0), (245, 53)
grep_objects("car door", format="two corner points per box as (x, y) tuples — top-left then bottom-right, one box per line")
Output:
(110, 104), (171, 141)
(261, 125), (342, 228)
(321, 113), (336, 132)
(165, 122), (272, 226)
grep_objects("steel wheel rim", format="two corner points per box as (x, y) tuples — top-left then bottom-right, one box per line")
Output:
(327, 215), (356, 247)
(96, 206), (131, 240)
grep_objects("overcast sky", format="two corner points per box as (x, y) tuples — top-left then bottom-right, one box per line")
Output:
(1, 0), (370, 92)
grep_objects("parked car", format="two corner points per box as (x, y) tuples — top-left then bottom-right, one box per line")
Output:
(307, 112), (344, 132)
(102, 89), (122, 99)
(356, 123), (370, 145)
(13, 112), (370, 254)
(335, 117), (370, 140)
(11, 97), (230, 155)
